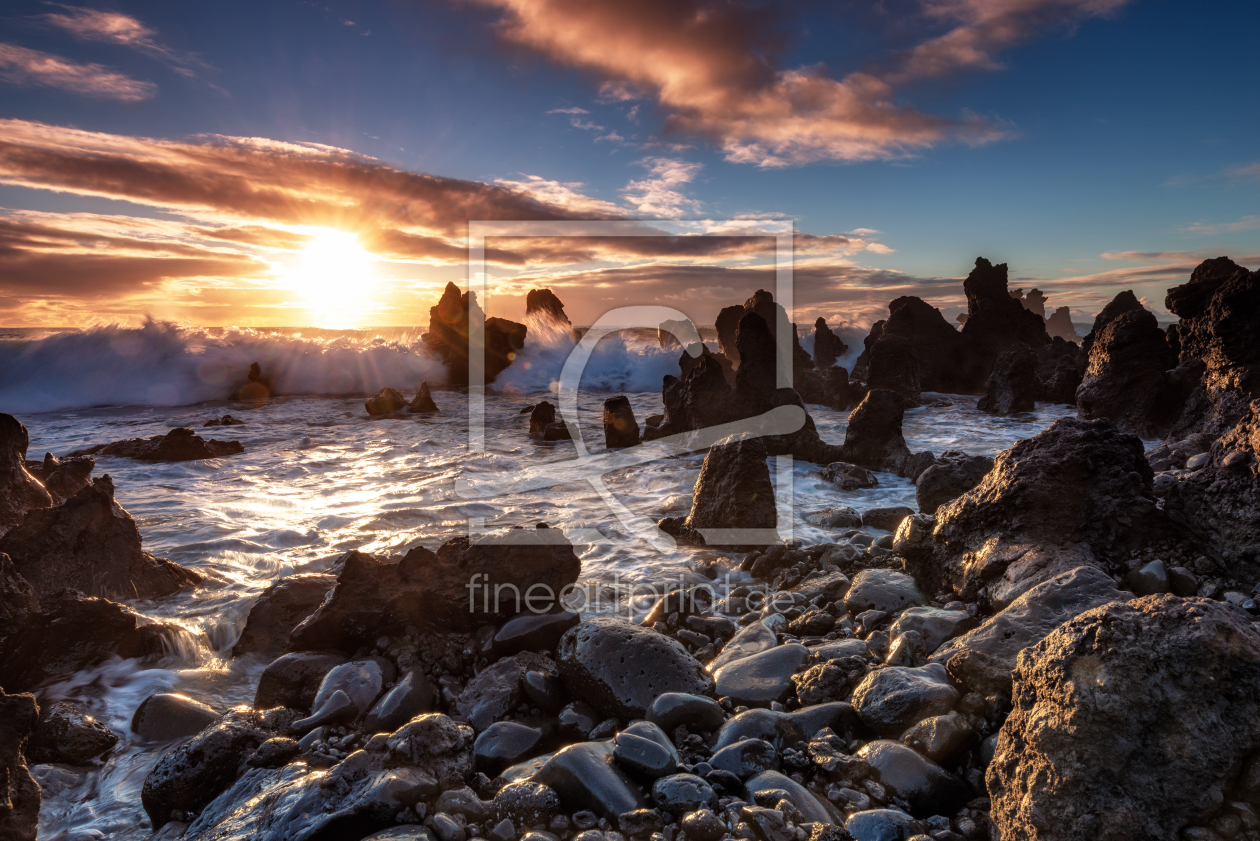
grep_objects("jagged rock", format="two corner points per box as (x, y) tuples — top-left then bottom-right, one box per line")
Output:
(0, 414), (53, 534)
(813, 318), (848, 370)
(289, 526), (580, 648)
(0, 689), (39, 841)
(898, 418), (1157, 601)
(914, 452), (992, 515)
(658, 318), (699, 349)
(678, 342), (736, 387)
(1076, 301), (1182, 436)
(977, 345), (1037, 415)
(852, 663), (958, 737)
(795, 366), (852, 411)
(866, 334), (921, 405)
(1035, 338), (1084, 404)
(0, 476), (200, 601)
(27, 701), (118, 764)
(407, 382), (440, 414)
(715, 290), (812, 376)
(424, 281), (527, 385)
(1045, 306), (1080, 342)
(35, 453), (94, 500)
(0, 552), (38, 653)
(254, 652), (347, 712)
(647, 354), (736, 440)
(835, 390), (935, 480)
(603, 396), (640, 449)
(529, 401), (572, 441)
(959, 258), (1049, 378)
(455, 652), (555, 731)
(526, 288), (573, 333)
(1080, 289), (1143, 358)
(989, 596), (1260, 841)
(204, 414), (244, 427)
(73, 427), (244, 461)
(658, 436), (777, 549)
(365, 387), (407, 416)
(232, 573), (336, 657)
(857, 297), (981, 394)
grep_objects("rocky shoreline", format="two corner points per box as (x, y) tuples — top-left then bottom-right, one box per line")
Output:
(0, 256), (1258, 841)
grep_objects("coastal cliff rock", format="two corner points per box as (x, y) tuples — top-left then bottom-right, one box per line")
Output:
(915, 452), (993, 515)
(0, 414), (52, 535)
(865, 334), (921, 405)
(423, 281), (527, 385)
(856, 297), (978, 394)
(714, 290), (812, 376)
(977, 344), (1037, 416)
(959, 258), (1049, 375)
(73, 427), (244, 462)
(836, 389), (935, 480)
(232, 573), (337, 657)
(658, 436), (778, 548)
(525, 288), (574, 334)
(26, 452), (94, 501)
(812, 317), (847, 370)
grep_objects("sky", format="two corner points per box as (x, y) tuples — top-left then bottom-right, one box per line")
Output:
(0, 0), (1257, 330)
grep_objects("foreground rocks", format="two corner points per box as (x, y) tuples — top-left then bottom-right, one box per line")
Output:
(0, 688), (39, 841)
(0, 414), (52, 534)
(73, 427), (244, 462)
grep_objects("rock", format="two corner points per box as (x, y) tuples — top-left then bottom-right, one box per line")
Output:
(745, 770), (842, 824)
(930, 565), (1125, 684)
(613, 721), (679, 779)
(0, 689), (39, 841)
(27, 452), (95, 501)
(898, 418), (1157, 601)
(456, 652), (556, 731)
(709, 738), (778, 779)
(0, 475), (199, 601)
(866, 335), (921, 405)
(365, 829), (439, 841)
(557, 701), (601, 741)
(364, 669), (437, 733)
(796, 365), (854, 411)
(604, 396), (641, 449)
(958, 257), (1049, 382)
(787, 608), (837, 637)
(254, 652), (347, 711)
(651, 773), (716, 816)
(237, 361), (272, 400)
(557, 618), (713, 719)
(290, 526), (581, 647)
(648, 354), (737, 441)
(492, 780), (563, 826)
(73, 426), (244, 461)
(1036, 338), (1085, 404)
(716, 290), (812, 377)
(529, 401), (573, 441)
(681, 808), (727, 841)
(309, 659), (389, 721)
(821, 463), (878, 491)
(366, 387), (408, 416)
(476, 721), (550, 776)
(1126, 559), (1168, 595)
(914, 452), (992, 516)
(646, 693), (726, 734)
(856, 740), (968, 818)
(836, 390), (935, 480)
(888, 608), (974, 654)
(203, 414), (244, 427)
(977, 344), (1038, 415)
(387, 713), (476, 787)
(524, 740), (648, 821)
(844, 570), (925, 616)
(713, 644), (809, 707)
(232, 573), (335, 657)
(813, 318), (848, 370)
(0, 552), (38, 656)
(27, 700), (116, 765)
(859, 296), (982, 394)
(408, 382), (441, 414)
(1046, 306), (1080, 343)
(851, 664), (959, 737)
(493, 610), (582, 657)
(845, 809), (923, 841)
(131, 693), (219, 742)
(658, 436), (778, 549)
(899, 710), (970, 763)
(808, 507), (863, 530)
(1076, 302), (1182, 437)
(424, 281), (527, 385)
(862, 507), (914, 532)
(989, 596), (1260, 841)
(527, 288), (574, 332)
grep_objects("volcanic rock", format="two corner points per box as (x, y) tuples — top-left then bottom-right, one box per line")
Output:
(0, 413), (53, 534)
(232, 573), (335, 657)
(844, 570), (925, 616)
(366, 387), (407, 416)
(1045, 306), (1080, 342)
(529, 400), (572, 441)
(407, 382), (441, 414)
(0, 689), (39, 841)
(658, 436), (778, 549)
(613, 720), (680, 779)
(1076, 301), (1181, 436)
(603, 395), (641, 449)
(526, 288), (574, 332)
(836, 390), (935, 480)
(855, 740), (967, 818)
(27, 700), (117, 765)
(204, 414), (244, 427)
(491, 610), (581, 657)
(821, 462), (878, 491)
(712, 643), (808, 707)
(364, 669), (437, 734)
(131, 693), (220, 742)
(476, 721), (550, 776)
(795, 365), (853, 411)
(647, 693), (726, 734)
(958, 257), (1049, 378)
(865, 334), (921, 405)
(455, 651), (555, 731)
(74, 427), (244, 461)
(858, 296), (981, 394)
(914, 451), (992, 515)
(977, 344), (1038, 415)
(716, 290), (812, 376)
(851, 663), (958, 737)
(253, 652), (347, 712)
(424, 281), (527, 385)
(813, 318), (848, 370)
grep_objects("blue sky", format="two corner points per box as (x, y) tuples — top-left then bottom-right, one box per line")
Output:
(0, 0), (1256, 327)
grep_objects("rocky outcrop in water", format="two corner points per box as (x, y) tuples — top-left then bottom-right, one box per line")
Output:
(1045, 306), (1079, 342)
(25, 453), (95, 501)
(865, 334), (921, 405)
(0, 475), (200, 601)
(424, 282), (528, 385)
(408, 382), (441, 414)
(0, 414), (52, 535)
(812, 318), (847, 370)
(658, 436), (778, 548)
(233, 573), (336, 657)
(714, 290), (812, 376)
(989, 596), (1260, 841)
(0, 688), (39, 841)
(366, 387), (407, 416)
(73, 427), (244, 462)
(977, 344), (1037, 415)
(528, 401), (572, 441)
(1034, 338), (1084, 404)
(835, 390), (935, 480)
(658, 318), (698, 349)
(856, 297), (979, 394)
(959, 257), (1049, 372)
(603, 396), (640, 449)
(914, 452), (993, 515)
(526, 288), (574, 334)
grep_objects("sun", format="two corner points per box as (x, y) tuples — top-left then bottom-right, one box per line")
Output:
(287, 228), (378, 326)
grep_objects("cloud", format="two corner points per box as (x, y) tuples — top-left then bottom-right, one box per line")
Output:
(621, 157), (703, 217)
(0, 42), (155, 101)
(595, 130), (626, 143)
(546, 106), (590, 114)
(1226, 162), (1260, 183)
(493, 174), (626, 216)
(42, 6), (211, 78)
(470, 0), (1124, 165)
(1182, 216), (1260, 236)
(570, 117), (605, 131)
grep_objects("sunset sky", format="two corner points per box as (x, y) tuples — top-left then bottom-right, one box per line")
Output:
(1, 0), (1257, 329)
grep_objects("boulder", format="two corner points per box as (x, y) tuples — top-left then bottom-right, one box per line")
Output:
(603, 396), (641, 449)
(289, 526), (581, 648)
(658, 436), (777, 549)
(557, 617), (714, 719)
(0, 413), (53, 534)
(519, 740), (647, 821)
(958, 257), (1049, 380)
(897, 418), (1157, 601)
(529, 401), (572, 441)
(73, 427), (244, 461)
(0, 475), (200, 601)
(812, 318), (848, 370)
(232, 573), (335, 657)
(364, 669), (437, 734)
(407, 382), (441, 414)
(1076, 303), (1182, 437)
(0, 689), (39, 841)
(454, 652), (556, 731)
(851, 663), (959, 737)
(821, 462), (878, 491)
(423, 281), (527, 385)
(836, 390), (935, 480)
(855, 740), (968, 818)
(914, 452), (992, 516)
(865, 334), (921, 405)
(27, 701), (118, 765)
(844, 570), (925, 616)
(366, 387), (407, 416)
(977, 344), (1038, 415)
(132, 693), (220, 742)
(25, 452), (95, 502)
(989, 596), (1260, 841)
(712, 644), (809, 707)
(613, 720), (679, 779)
(254, 652), (347, 711)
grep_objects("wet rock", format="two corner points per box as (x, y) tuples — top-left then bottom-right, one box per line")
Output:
(387, 713), (476, 786)
(844, 570), (925, 616)
(860, 296), (981, 395)
(914, 452), (992, 516)
(0, 689), (39, 841)
(977, 344), (1038, 416)
(646, 693), (725, 734)
(522, 669), (565, 713)
(648, 354), (737, 440)
(558, 617), (713, 720)
(31, 452), (95, 501)
(613, 721), (679, 779)
(658, 436), (778, 549)
(899, 711), (970, 763)
(74, 426), (244, 462)
(492, 780), (563, 826)
(813, 318), (849, 370)
(716, 290), (812, 377)
(855, 740), (967, 819)
(254, 652), (347, 712)
(529, 401), (573, 441)
(681, 808), (727, 841)
(745, 770), (842, 824)
(232, 573), (335, 657)
(809, 506), (863, 530)
(424, 281), (527, 385)
(290, 526), (581, 646)
(852, 664), (958, 737)
(364, 669), (437, 733)
(713, 643), (808, 707)
(366, 387), (408, 416)
(709, 738), (778, 779)
(651, 773), (716, 816)
(888, 608), (975, 654)
(492, 610), (581, 658)
(131, 693), (219, 742)
(604, 396), (641, 449)
(898, 418), (1157, 601)
(1126, 559), (1169, 596)
(797, 365), (854, 412)
(0, 475), (200, 601)
(845, 809), (923, 841)
(821, 463), (878, 491)
(787, 608), (837, 637)
(989, 596), (1260, 841)
(306, 659), (390, 725)
(836, 390), (935, 480)
(863, 507), (913, 532)
(408, 381), (441, 414)
(1076, 302), (1182, 437)
(27, 700), (116, 765)
(557, 701), (601, 741)
(456, 652), (556, 731)
(365, 829), (439, 841)
(866, 334), (921, 405)
(930, 565), (1125, 684)
(0, 552), (38, 656)
(522, 740), (648, 821)
(204, 414), (244, 427)
(476, 721), (550, 776)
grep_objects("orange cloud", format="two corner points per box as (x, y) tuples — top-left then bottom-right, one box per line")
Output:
(0, 43), (155, 101)
(41, 6), (210, 77)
